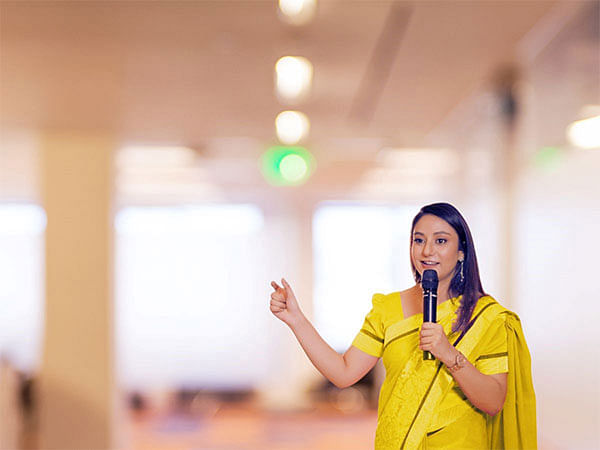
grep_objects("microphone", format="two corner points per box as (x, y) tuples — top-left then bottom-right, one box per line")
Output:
(422, 269), (438, 360)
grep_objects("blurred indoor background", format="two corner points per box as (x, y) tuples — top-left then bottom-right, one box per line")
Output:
(0, 0), (599, 449)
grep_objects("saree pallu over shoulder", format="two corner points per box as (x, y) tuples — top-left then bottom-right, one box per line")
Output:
(374, 297), (537, 450)
(487, 311), (537, 450)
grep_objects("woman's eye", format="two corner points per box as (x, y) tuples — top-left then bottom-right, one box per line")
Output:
(413, 238), (423, 244)
(436, 238), (447, 244)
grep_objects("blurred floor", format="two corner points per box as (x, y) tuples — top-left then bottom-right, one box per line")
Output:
(15, 391), (578, 449)
(127, 401), (378, 450)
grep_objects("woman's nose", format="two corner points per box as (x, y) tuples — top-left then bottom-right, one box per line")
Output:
(422, 241), (434, 256)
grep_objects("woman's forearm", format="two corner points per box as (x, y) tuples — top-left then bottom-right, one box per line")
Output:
(288, 315), (349, 388)
(441, 350), (506, 416)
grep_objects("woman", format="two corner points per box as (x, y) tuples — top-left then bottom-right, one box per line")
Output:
(269, 202), (536, 449)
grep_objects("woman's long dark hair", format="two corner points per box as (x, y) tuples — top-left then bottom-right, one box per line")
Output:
(410, 202), (486, 334)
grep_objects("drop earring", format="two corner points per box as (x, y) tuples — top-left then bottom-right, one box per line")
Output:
(459, 259), (464, 283)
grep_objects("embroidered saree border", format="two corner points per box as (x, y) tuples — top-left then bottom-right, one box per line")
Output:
(361, 328), (384, 343)
(384, 328), (419, 350)
(476, 351), (508, 361)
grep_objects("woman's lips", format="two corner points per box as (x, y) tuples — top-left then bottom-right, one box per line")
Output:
(420, 261), (439, 269)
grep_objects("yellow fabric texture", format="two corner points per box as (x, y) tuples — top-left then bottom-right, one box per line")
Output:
(351, 293), (536, 449)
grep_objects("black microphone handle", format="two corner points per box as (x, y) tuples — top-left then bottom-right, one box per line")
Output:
(423, 289), (437, 360)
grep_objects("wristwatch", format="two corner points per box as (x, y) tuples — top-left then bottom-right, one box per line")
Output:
(446, 352), (467, 373)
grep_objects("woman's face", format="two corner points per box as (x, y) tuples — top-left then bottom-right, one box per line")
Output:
(411, 214), (464, 284)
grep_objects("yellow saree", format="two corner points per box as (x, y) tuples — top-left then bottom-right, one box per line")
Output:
(352, 293), (536, 449)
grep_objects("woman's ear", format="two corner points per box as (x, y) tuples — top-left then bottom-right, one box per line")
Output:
(458, 250), (465, 262)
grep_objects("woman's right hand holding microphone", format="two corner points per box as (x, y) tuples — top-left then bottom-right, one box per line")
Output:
(270, 278), (304, 327)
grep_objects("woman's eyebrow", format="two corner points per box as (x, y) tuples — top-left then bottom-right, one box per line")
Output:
(413, 231), (451, 236)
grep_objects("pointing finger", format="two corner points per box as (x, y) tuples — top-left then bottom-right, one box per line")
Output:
(281, 278), (292, 291)
(271, 281), (282, 291)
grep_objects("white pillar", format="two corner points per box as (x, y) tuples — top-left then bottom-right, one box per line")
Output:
(257, 199), (320, 410)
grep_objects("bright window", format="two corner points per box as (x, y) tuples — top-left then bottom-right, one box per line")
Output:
(115, 204), (268, 389)
(0, 204), (46, 371)
(312, 203), (417, 351)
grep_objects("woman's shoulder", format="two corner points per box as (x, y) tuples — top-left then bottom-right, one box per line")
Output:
(476, 295), (522, 324)
(371, 290), (400, 306)
(371, 286), (417, 317)
(475, 296), (532, 354)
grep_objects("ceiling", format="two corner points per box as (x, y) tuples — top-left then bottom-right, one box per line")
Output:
(0, 0), (567, 201)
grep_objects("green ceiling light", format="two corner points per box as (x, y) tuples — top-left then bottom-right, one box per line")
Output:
(261, 145), (315, 186)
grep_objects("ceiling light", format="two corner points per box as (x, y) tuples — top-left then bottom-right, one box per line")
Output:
(261, 145), (315, 186)
(279, 154), (308, 183)
(566, 115), (600, 149)
(278, 0), (316, 26)
(276, 111), (310, 145)
(275, 56), (313, 102)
